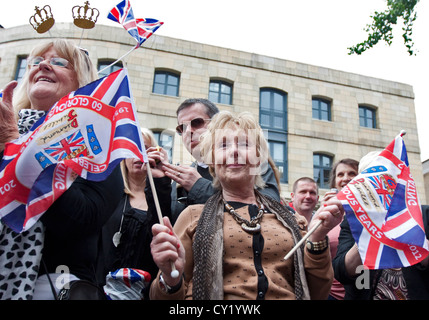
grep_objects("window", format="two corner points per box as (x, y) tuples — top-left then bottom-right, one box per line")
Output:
(260, 89), (287, 131)
(208, 79), (232, 105)
(15, 56), (28, 83)
(153, 130), (174, 162)
(267, 135), (287, 183)
(312, 97), (331, 121)
(98, 60), (123, 78)
(359, 105), (377, 128)
(259, 88), (288, 183)
(313, 153), (333, 188)
(153, 70), (180, 96)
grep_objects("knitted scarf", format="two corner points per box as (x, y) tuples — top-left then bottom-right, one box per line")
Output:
(192, 190), (310, 300)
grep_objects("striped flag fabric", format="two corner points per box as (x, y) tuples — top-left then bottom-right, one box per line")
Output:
(108, 0), (163, 47)
(108, 268), (151, 288)
(337, 133), (429, 269)
(0, 68), (146, 233)
(135, 18), (163, 44)
(104, 268), (151, 300)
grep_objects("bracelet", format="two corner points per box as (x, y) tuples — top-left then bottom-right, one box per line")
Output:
(306, 236), (329, 254)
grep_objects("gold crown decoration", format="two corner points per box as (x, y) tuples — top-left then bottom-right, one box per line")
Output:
(72, 1), (99, 29)
(29, 5), (55, 34)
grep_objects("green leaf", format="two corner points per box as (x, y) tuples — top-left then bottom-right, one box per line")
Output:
(348, 0), (419, 55)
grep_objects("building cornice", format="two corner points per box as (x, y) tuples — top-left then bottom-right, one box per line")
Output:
(0, 23), (414, 99)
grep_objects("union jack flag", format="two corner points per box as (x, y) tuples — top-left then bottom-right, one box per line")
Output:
(136, 18), (163, 43)
(108, 0), (163, 48)
(367, 174), (397, 210)
(337, 133), (429, 269)
(104, 268), (151, 300)
(109, 268), (151, 288)
(44, 130), (88, 161)
(0, 68), (146, 232)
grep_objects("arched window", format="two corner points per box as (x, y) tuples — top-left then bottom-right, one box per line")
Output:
(208, 79), (233, 105)
(152, 130), (174, 162)
(259, 88), (288, 183)
(97, 59), (123, 78)
(312, 97), (332, 121)
(359, 105), (377, 128)
(15, 56), (28, 83)
(153, 70), (180, 97)
(313, 153), (333, 188)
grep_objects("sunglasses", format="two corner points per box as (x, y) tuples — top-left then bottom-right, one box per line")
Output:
(29, 56), (71, 69)
(176, 117), (210, 135)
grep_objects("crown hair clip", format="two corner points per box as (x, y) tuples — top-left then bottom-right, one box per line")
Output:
(29, 5), (55, 34)
(72, 1), (99, 29)
(72, 1), (99, 46)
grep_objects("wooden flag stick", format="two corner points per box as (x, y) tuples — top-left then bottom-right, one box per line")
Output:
(146, 163), (179, 278)
(284, 219), (323, 260)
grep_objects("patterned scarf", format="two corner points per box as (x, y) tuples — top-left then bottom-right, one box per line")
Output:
(192, 190), (310, 300)
(0, 109), (46, 300)
(17, 109), (46, 135)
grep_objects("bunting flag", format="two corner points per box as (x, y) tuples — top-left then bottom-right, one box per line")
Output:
(337, 133), (429, 269)
(108, 0), (163, 47)
(0, 68), (146, 233)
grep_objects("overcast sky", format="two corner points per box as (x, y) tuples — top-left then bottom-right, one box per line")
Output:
(1, 0), (428, 161)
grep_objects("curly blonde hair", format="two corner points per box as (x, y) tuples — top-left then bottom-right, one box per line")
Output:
(199, 111), (269, 189)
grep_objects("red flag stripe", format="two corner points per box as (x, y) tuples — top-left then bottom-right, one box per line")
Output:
(92, 69), (122, 101)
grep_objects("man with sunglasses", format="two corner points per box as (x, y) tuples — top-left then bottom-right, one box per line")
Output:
(162, 98), (280, 224)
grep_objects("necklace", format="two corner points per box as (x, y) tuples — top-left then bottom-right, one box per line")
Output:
(112, 195), (127, 247)
(223, 199), (265, 234)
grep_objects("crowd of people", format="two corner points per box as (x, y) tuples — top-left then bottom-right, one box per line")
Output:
(1, 38), (429, 300)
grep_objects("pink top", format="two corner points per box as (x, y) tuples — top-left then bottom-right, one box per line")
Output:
(327, 223), (345, 300)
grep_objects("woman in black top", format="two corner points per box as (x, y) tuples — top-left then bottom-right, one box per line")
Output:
(98, 129), (171, 299)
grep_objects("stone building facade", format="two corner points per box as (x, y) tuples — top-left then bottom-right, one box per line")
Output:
(423, 160), (429, 204)
(0, 22), (425, 203)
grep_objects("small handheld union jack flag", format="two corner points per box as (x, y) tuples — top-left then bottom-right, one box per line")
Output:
(337, 132), (429, 269)
(108, 0), (163, 48)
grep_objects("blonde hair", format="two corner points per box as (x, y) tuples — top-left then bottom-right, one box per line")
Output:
(13, 39), (97, 114)
(120, 128), (157, 196)
(140, 127), (158, 148)
(199, 111), (269, 189)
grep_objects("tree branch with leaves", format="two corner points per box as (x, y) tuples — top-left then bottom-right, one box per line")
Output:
(348, 0), (419, 55)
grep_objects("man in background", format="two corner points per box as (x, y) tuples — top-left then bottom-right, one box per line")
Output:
(162, 98), (280, 223)
(289, 177), (319, 222)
